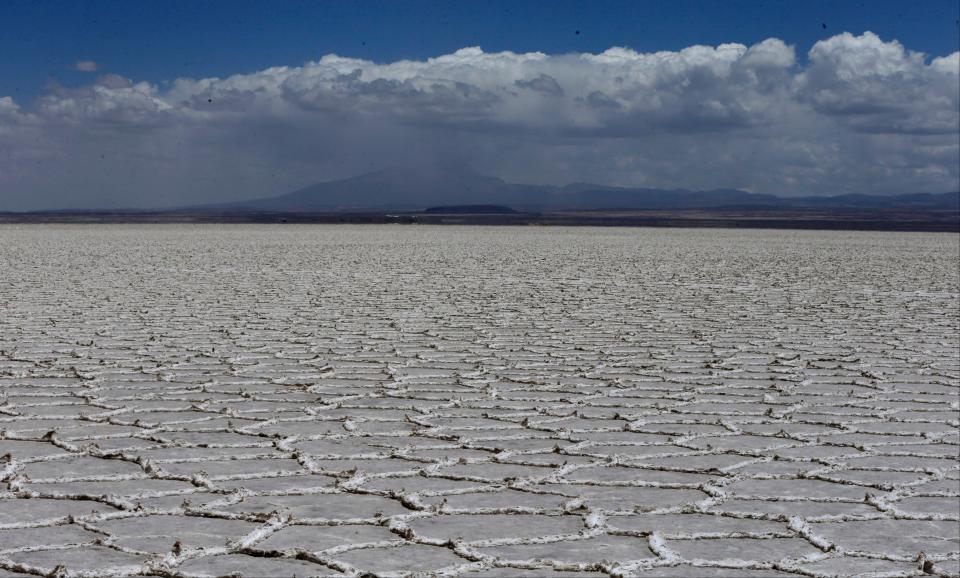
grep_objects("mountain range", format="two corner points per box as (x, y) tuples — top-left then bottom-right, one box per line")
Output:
(202, 164), (959, 213)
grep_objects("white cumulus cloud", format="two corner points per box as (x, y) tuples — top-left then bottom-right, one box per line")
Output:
(0, 32), (956, 209)
(72, 60), (99, 72)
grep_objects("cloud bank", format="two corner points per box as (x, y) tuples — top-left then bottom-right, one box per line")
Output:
(0, 32), (957, 209)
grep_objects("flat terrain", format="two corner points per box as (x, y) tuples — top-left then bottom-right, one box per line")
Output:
(0, 225), (957, 578)
(1, 208), (958, 232)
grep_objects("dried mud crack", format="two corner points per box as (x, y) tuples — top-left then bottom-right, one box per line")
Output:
(0, 225), (957, 578)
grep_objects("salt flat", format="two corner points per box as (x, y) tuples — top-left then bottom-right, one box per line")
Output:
(0, 225), (957, 578)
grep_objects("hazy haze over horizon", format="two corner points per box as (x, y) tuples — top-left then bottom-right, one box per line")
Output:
(0, 1), (958, 210)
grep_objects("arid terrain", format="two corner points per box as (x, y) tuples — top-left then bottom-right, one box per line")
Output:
(1, 208), (957, 232)
(0, 225), (957, 578)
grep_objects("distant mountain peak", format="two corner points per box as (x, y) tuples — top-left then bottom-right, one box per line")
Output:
(206, 165), (960, 213)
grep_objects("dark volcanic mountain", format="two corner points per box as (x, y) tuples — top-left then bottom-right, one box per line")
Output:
(218, 165), (540, 211)
(209, 164), (959, 213)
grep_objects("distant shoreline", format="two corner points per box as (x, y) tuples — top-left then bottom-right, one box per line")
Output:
(0, 209), (957, 232)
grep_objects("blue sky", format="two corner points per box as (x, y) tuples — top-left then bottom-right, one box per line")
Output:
(3, 0), (957, 100)
(0, 1), (957, 209)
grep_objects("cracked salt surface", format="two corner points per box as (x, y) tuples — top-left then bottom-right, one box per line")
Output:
(0, 225), (957, 578)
